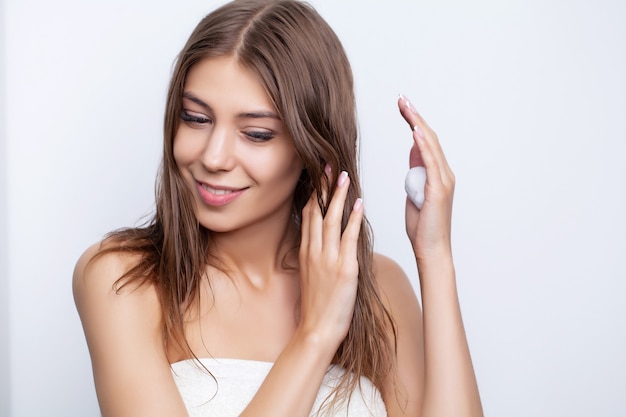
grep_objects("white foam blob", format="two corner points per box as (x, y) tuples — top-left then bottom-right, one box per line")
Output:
(404, 166), (426, 209)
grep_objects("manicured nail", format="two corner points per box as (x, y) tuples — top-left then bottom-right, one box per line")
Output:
(413, 124), (425, 140)
(400, 94), (420, 116)
(406, 99), (420, 116)
(337, 171), (348, 187)
(353, 198), (363, 211)
(324, 163), (332, 177)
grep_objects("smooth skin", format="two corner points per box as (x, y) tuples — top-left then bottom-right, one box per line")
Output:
(73, 55), (482, 416)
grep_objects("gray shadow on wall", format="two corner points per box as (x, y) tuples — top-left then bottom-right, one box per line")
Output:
(0, 0), (11, 414)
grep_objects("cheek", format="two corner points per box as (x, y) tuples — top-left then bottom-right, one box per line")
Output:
(172, 130), (198, 168)
(273, 156), (303, 196)
(172, 131), (184, 165)
(250, 147), (302, 185)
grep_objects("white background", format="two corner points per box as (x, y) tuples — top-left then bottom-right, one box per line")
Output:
(1, 0), (625, 416)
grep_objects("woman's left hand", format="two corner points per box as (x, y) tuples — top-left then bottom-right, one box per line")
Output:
(398, 96), (455, 263)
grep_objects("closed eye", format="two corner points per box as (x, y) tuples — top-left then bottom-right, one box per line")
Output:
(180, 110), (212, 126)
(245, 130), (275, 142)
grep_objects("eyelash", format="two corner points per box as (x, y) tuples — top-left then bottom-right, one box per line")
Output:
(180, 110), (211, 125)
(180, 110), (275, 142)
(246, 131), (275, 142)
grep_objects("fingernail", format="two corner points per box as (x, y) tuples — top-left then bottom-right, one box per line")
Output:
(353, 198), (363, 211)
(337, 171), (348, 187)
(324, 163), (332, 177)
(405, 97), (420, 116)
(413, 124), (425, 139)
(399, 94), (418, 114)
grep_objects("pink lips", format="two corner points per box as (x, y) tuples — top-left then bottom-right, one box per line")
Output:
(196, 182), (247, 207)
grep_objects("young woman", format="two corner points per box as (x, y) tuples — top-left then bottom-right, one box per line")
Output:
(73, 0), (483, 416)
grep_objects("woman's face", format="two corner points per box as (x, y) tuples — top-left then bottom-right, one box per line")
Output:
(174, 55), (303, 233)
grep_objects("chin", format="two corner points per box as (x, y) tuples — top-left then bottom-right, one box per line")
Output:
(196, 215), (253, 234)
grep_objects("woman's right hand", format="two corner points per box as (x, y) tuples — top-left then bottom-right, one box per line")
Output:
(297, 168), (364, 351)
(240, 171), (364, 416)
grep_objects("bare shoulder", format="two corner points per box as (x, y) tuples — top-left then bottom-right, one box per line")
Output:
(73, 241), (186, 416)
(74, 240), (139, 288)
(73, 240), (159, 310)
(72, 239), (163, 356)
(372, 252), (420, 311)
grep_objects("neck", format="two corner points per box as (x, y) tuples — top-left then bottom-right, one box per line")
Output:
(207, 211), (300, 288)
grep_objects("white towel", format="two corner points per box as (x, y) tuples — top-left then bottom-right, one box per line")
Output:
(171, 357), (387, 416)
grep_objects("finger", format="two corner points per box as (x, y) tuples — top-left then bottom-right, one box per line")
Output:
(398, 95), (428, 170)
(324, 163), (333, 187)
(398, 95), (430, 136)
(300, 193), (312, 257)
(409, 142), (424, 168)
(307, 190), (324, 253)
(398, 96), (438, 146)
(323, 171), (351, 251)
(338, 197), (364, 263)
(398, 95), (438, 153)
(417, 127), (454, 187)
(399, 95), (453, 184)
(412, 121), (452, 185)
(414, 127), (456, 206)
(413, 128), (444, 187)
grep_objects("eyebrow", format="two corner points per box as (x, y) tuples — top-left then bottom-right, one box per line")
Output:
(182, 92), (281, 120)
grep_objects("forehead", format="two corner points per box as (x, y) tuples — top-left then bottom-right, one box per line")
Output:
(184, 56), (276, 113)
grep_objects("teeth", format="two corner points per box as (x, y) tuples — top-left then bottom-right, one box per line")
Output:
(202, 184), (233, 195)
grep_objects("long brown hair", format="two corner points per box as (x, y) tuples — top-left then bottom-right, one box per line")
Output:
(97, 0), (396, 412)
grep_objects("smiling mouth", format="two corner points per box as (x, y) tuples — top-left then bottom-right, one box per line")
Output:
(201, 184), (238, 195)
(196, 181), (248, 206)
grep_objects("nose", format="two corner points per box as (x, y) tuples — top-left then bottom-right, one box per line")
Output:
(201, 124), (236, 172)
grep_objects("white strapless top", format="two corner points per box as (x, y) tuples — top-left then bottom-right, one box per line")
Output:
(171, 357), (387, 416)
